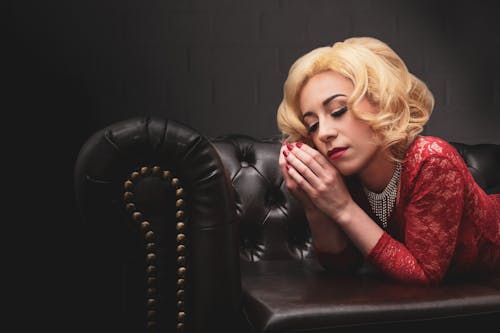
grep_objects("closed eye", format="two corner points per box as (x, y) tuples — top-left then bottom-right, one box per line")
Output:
(307, 123), (318, 134)
(331, 106), (348, 118)
(306, 106), (347, 135)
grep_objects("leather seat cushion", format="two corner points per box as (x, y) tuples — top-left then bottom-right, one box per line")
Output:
(241, 259), (500, 332)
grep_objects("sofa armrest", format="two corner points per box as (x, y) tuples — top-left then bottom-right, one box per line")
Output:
(74, 116), (243, 332)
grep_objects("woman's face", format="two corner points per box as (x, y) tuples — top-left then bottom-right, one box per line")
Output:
(298, 70), (382, 176)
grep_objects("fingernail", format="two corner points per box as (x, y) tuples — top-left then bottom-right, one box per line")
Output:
(296, 142), (303, 148)
(285, 163), (290, 170)
(286, 142), (294, 150)
(282, 150), (289, 157)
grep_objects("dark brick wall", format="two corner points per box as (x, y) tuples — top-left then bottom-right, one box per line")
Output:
(11, 0), (500, 146)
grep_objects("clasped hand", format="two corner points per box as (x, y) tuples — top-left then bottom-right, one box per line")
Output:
(279, 141), (352, 223)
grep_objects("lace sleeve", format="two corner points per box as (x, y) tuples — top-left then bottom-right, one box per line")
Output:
(367, 156), (465, 284)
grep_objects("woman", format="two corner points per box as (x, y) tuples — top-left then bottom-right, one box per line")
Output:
(277, 36), (499, 285)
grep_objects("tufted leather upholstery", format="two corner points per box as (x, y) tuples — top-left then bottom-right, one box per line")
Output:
(211, 135), (312, 263)
(75, 117), (500, 333)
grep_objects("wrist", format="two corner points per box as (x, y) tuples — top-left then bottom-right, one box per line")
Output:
(332, 199), (357, 226)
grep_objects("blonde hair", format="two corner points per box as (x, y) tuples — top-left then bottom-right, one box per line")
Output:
(276, 37), (434, 161)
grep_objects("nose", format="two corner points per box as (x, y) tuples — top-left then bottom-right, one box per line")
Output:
(317, 119), (338, 143)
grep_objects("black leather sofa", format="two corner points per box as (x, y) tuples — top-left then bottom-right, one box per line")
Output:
(74, 116), (500, 333)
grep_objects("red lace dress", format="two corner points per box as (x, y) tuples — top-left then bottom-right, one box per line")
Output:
(315, 136), (500, 284)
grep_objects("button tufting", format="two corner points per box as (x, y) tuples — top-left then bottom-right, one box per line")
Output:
(266, 187), (285, 207)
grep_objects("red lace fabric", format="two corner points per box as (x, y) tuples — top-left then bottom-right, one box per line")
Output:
(315, 136), (500, 284)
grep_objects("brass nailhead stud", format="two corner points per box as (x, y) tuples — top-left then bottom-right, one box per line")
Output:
(147, 298), (157, 307)
(177, 323), (184, 331)
(147, 310), (156, 319)
(176, 289), (185, 298)
(177, 256), (185, 265)
(124, 180), (134, 190)
(125, 203), (136, 212)
(130, 171), (140, 181)
(178, 267), (186, 277)
(123, 192), (133, 201)
(152, 166), (161, 175)
(177, 245), (185, 253)
(132, 212), (143, 221)
(177, 234), (186, 242)
(171, 178), (180, 186)
(141, 221), (151, 230)
(147, 321), (157, 328)
(178, 312), (186, 321)
(177, 278), (185, 287)
(146, 242), (156, 251)
(145, 231), (155, 241)
(176, 211), (184, 219)
(140, 166), (149, 175)
(147, 287), (157, 296)
(177, 300), (184, 309)
(162, 170), (171, 180)
(176, 222), (185, 231)
(147, 253), (156, 262)
(176, 188), (184, 197)
(176, 199), (184, 208)
(147, 265), (157, 273)
(147, 277), (157, 285)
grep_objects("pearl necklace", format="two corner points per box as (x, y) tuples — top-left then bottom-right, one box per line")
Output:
(363, 162), (402, 229)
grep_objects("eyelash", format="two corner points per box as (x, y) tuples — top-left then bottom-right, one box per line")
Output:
(307, 106), (348, 134)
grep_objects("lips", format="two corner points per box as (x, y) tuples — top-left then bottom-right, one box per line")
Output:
(327, 147), (348, 160)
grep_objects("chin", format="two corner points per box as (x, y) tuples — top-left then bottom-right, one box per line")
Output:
(332, 161), (359, 177)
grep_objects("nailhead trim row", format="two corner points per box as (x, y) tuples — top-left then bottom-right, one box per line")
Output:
(123, 166), (187, 332)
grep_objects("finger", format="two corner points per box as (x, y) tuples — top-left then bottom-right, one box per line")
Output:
(284, 148), (324, 189)
(291, 142), (333, 173)
(280, 146), (298, 185)
(286, 163), (317, 196)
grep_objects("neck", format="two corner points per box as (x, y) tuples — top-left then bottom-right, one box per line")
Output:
(358, 149), (397, 193)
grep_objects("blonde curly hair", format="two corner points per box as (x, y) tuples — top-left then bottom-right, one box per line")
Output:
(276, 37), (434, 161)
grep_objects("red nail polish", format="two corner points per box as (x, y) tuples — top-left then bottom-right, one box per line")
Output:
(285, 163), (290, 170)
(296, 142), (303, 148)
(286, 142), (293, 150)
(283, 150), (288, 157)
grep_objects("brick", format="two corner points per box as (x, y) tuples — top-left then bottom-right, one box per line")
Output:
(190, 0), (280, 11)
(423, 46), (463, 76)
(124, 44), (189, 77)
(261, 10), (307, 45)
(389, 41), (426, 77)
(427, 106), (500, 144)
(307, 11), (351, 44)
(445, 78), (493, 107)
(190, 46), (279, 74)
(258, 71), (287, 105)
(169, 75), (213, 108)
(166, 10), (211, 44)
(213, 71), (256, 105)
(350, 13), (397, 42)
(279, 46), (319, 73)
(282, 0), (371, 11)
(422, 75), (446, 111)
(212, 10), (259, 44)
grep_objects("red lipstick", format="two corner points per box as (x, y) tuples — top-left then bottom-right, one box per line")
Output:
(328, 147), (348, 160)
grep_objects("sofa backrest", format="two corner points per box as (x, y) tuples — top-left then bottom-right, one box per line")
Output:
(211, 135), (500, 263)
(211, 135), (313, 263)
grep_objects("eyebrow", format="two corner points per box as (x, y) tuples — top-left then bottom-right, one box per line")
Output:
(302, 93), (346, 119)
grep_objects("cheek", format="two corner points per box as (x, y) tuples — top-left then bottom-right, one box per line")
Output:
(349, 119), (375, 141)
(310, 137), (325, 154)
